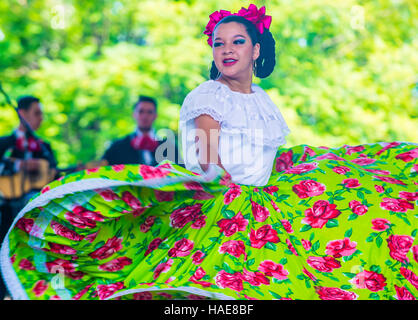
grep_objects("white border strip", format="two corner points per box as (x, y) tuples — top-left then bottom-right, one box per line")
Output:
(0, 169), (221, 300)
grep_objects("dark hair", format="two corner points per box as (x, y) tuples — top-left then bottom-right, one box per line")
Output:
(134, 95), (157, 111)
(17, 96), (40, 111)
(209, 15), (276, 79)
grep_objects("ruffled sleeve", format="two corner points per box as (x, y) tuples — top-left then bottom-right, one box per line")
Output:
(179, 81), (226, 124)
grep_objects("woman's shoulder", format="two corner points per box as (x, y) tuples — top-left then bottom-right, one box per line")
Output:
(180, 81), (227, 123)
(185, 80), (225, 99)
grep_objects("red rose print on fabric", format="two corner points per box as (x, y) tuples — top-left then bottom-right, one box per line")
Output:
(351, 157), (376, 166)
(168, 238), (194, 257)
(96, 189), (120, 201)
(140, 216), (156, 233)
(184, 181), (204, 191)
(98, 257), (133, 272)
(316, 153), (345, 161)
(215, 270), (244, 292)
(170, 203), (203, 229)
(307, 256), (341, 273)
(281, 219), (293, 233)
(342, 178), (361, 188)
(364, 169), (391, 175)
(191, 215), (207, 229)
(111, 164), (125, 172)
(302, 239), (312, 251)
(413, 245), (418, 263)
(371, 218), (391, 231)
(302, 200), (342, 229)
(242, 268), (270, 286)
(51, 221), (84, 241)
(19, 259), (35, 270)
(270, 200), (281, 212)
(153, 259), (173, 280)
(285, 162), (318, 174)
(332, 166), (351, 175)
(223, 183), (242, 205)
(96, 282), (125, 300)
(349, 200), (368, 216)
(275, 150), (293, 172)
(251, 201), (270, 222)
(33, 280), (48, 297)
(394, 285), (416, 300)
(258, 260), (289, 280)
(315, 286), (358, 300)
(375, 142), (400, 155)
(133, 292), (153, 300)
(64, 207), (103, 229)
(262, 185), (279, 195)
(217, 211), (248, 237)
(154, 190), (175, 202)
(399, 267), (418, 290)
(47, 242), (77, 255)
(89, 237), (123, 260)
(395, 148), (418, 162)
(73, 284), (94, 300)
(249, 225), (280, 249)
(386, 235), (414, 263)
(374, 185), (385, 193)
(45, 259), (85, 280)
(286, 239), (298, 256)
(325, 238), (357, 258)
(345, 145), (365, 155)
(373, 175), (407, 186)
(303, 268), (318, 282)
(380, 198), (414, 213)
(122, 191), (150, 217)
(299, 148), (313, 162)
(192, 250), (205, 264)
(139, 165), (170, 180)
(15, 218), (34, 233)
(219, 240), (246, 259)
(350, 270), (387, 292)
(189, 267), (212, 287)
(398, 191), (418, 201)
(292, 180), (326, 199)
(144, 237), (164, 257)
(193, 190), (215, 200)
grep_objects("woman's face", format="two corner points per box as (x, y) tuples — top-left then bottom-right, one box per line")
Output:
(212, 21), (260, 81)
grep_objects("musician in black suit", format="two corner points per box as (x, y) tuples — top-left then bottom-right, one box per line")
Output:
(102, 95), (183, 167)
(0, 95), (57, 299)
(0, 96), (57, 175)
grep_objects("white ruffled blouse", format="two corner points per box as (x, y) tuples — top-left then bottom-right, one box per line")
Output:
(179, 80), (290, 186)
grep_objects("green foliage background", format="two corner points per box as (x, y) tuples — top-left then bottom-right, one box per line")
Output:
(0, 0), (417, 167)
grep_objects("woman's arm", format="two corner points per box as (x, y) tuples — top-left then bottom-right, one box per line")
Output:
(194, 114), (227, 173)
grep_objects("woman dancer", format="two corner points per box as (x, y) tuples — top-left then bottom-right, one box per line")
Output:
(1, 4), (417, 300)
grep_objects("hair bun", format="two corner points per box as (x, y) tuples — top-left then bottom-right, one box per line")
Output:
(254, 29), (276, 78)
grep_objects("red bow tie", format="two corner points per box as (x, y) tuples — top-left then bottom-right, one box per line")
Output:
(131, 134), (159, 152)
(16, 135), (42, 152)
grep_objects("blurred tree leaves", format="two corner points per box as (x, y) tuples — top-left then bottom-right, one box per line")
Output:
(0, 0), (417, 167)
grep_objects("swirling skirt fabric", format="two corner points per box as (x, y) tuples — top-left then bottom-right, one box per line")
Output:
(1, 142), (417, 300)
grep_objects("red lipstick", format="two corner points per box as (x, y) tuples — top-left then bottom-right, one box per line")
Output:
(222, 59), (238, 66)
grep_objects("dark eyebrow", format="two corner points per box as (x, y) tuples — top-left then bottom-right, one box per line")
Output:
(214, 34), (247, 41)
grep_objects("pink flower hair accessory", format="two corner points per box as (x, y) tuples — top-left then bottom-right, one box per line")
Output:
(203, 4), (272, 47)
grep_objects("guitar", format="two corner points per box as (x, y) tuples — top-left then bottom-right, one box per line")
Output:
(0, 159), (108, 200)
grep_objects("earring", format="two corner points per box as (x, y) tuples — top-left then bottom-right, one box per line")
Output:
(253, 61), (257, 75)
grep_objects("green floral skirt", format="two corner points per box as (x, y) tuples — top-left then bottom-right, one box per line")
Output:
(1, 142), (417, 300)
